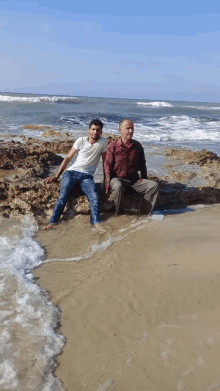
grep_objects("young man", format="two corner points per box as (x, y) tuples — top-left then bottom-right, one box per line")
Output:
(43, 119), (107, 234)
(104, 119), (159, 215)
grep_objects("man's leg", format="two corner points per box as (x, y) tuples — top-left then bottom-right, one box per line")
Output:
(80, 174), (101, 225)
(80, 174), (107, 234)
(49, 171), (79, 224)
(132, 179), (159, 215)
(110, 178), (131, 215)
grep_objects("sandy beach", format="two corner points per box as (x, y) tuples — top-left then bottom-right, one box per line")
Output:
(34, 205), (220, 391)
(1, 95), (220, 390)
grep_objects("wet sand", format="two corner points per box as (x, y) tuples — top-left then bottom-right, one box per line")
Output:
(35, 206), (220, 391)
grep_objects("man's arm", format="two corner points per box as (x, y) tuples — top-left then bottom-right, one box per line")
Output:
(104, 143), (115, 194)
(138, 145), (147, 180)
(45, 147), (78, 183)
(102, 152), (106, 186)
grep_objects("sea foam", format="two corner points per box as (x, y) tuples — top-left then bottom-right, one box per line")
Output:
(137, 101), (173, 108)
(0, 216), (65, 390)
(0, 94), (77, 104)
(133, 115), (220, 144)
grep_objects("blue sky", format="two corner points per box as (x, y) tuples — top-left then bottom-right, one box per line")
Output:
(1, 0), (220, 101)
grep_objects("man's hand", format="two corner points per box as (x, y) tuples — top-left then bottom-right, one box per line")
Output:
(44, 147), (77, 184)
(45, 175), (59, 184)
(105, 182), (110, 195)
(137, 178), (143, 183)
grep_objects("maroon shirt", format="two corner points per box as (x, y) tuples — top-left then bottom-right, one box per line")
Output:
(104, 138), (147, 193)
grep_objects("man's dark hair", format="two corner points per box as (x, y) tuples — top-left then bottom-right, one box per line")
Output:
(89, 119), (103, 130)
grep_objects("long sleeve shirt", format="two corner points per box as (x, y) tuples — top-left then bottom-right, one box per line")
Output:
(104, 138), (147, 194)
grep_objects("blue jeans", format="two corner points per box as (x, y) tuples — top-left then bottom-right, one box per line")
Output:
(49, 170), (101, 225)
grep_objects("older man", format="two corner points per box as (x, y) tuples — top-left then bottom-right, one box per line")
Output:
(104, 119), (159, 215)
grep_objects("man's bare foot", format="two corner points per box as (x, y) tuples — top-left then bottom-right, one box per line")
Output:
(93, 223), (107, 235)
(42, 223), (56, 230)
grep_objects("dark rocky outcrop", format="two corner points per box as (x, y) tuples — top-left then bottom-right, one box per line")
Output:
(1, 138), (220, 218)
(166, 148), (220, 168)
(165, 148), (220, 189)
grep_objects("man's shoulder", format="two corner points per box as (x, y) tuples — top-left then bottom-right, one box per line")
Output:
(96, 137), (108, 153)
(132, 139), (143, 148)
(75, 136), (87, 144)
(73, 136), (87, 149)
(107, 138), (118, 149)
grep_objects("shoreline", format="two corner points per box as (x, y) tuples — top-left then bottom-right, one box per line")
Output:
(34, 205), (220, 391)
(1, 97), (220, 390)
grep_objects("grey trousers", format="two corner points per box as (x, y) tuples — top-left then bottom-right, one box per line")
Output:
(110, 177), (159, 215)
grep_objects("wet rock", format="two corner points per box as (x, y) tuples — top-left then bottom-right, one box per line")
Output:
(41, 130), (70, 138)
(1, 138), (220, 218)
(166, 148), (220, 167)
(166, 148), (220, 188)
(23, 125), (54, 131)
(0, 142), (64, 178)
(26, 138), (75, 154)
(11, 198), (32, 213)
(74, 196), (90, 214)
(0, 181), (7, 200)
(163, 171), (197, 183)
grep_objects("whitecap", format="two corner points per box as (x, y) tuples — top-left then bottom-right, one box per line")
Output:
(133, 115), (220, 144)
(137, 101), (173, 108)
(0, 94), (77, 104)
(183, 105), (220, 111)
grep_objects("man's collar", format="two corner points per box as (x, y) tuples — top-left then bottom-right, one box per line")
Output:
(88, 136), (101, 145)
(117, 137), (123, 145)
(118, 137), (133, 147)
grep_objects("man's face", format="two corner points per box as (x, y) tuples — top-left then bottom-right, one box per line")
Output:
(88, 124), (102, 141)
(119, 120), (134, 142)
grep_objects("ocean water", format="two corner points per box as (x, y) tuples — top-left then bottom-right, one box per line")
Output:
(0, 215), (65, 390)
(1, 92), (220, 178)
(1, 92), (220, 389)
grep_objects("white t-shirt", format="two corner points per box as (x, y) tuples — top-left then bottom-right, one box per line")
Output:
(67, 136), (108, 176)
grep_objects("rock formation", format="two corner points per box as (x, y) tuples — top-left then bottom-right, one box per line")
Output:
(1, 135), (220, 218)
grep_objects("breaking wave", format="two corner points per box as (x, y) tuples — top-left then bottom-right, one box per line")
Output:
(0, 94), (77, 104)
(137, 101), (173, 108)
(0, 216), (65, 390)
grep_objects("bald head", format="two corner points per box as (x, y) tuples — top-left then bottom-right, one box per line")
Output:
(119, 119), (134, 144)
(119, 119), (134, 129)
